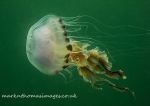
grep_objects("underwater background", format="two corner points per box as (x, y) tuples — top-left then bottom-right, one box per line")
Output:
(0, 0), (150, 106)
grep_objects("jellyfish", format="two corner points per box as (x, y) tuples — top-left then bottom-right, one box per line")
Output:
(26, 15), (134, 96)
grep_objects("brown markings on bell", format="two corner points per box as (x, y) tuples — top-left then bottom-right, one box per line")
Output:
(64, 53), (70, 63)
(62, 25), (66, 29)
(64, 54), (69, 64)
(64, 58), (69, 63)
(58, 18), (66, 30)
(65, 37), (70, 42)
(59, 19), (66, 29)
(58, 18), (63, 24)
(59, 18), (69, 42)
(65, 53), (70, 58)
(66, 44), (72, 51)
(62, 65), (69, 69)
(64, 31), (67, 36)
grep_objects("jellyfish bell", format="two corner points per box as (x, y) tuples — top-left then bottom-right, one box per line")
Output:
(26, 15), (69, 75)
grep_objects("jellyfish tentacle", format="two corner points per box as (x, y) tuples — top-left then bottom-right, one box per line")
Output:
(92, 83), (103, 90)
(58, 72), (67, 81)
(64, 68), (73, 78)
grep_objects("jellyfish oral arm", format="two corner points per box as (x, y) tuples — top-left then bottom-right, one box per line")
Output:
(66, 42), (134, 95)
(68, 49), (126, 80)
(87, 50), (127, 80)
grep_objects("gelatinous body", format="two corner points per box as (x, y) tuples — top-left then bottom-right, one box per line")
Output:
(26, 15), (134, 96)
(26, 15), (68, 75)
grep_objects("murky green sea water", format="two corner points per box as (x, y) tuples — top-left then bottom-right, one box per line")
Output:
(0, 0), (150, 106)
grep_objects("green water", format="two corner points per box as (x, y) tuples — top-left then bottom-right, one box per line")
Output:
(0, 0), (150, 106)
